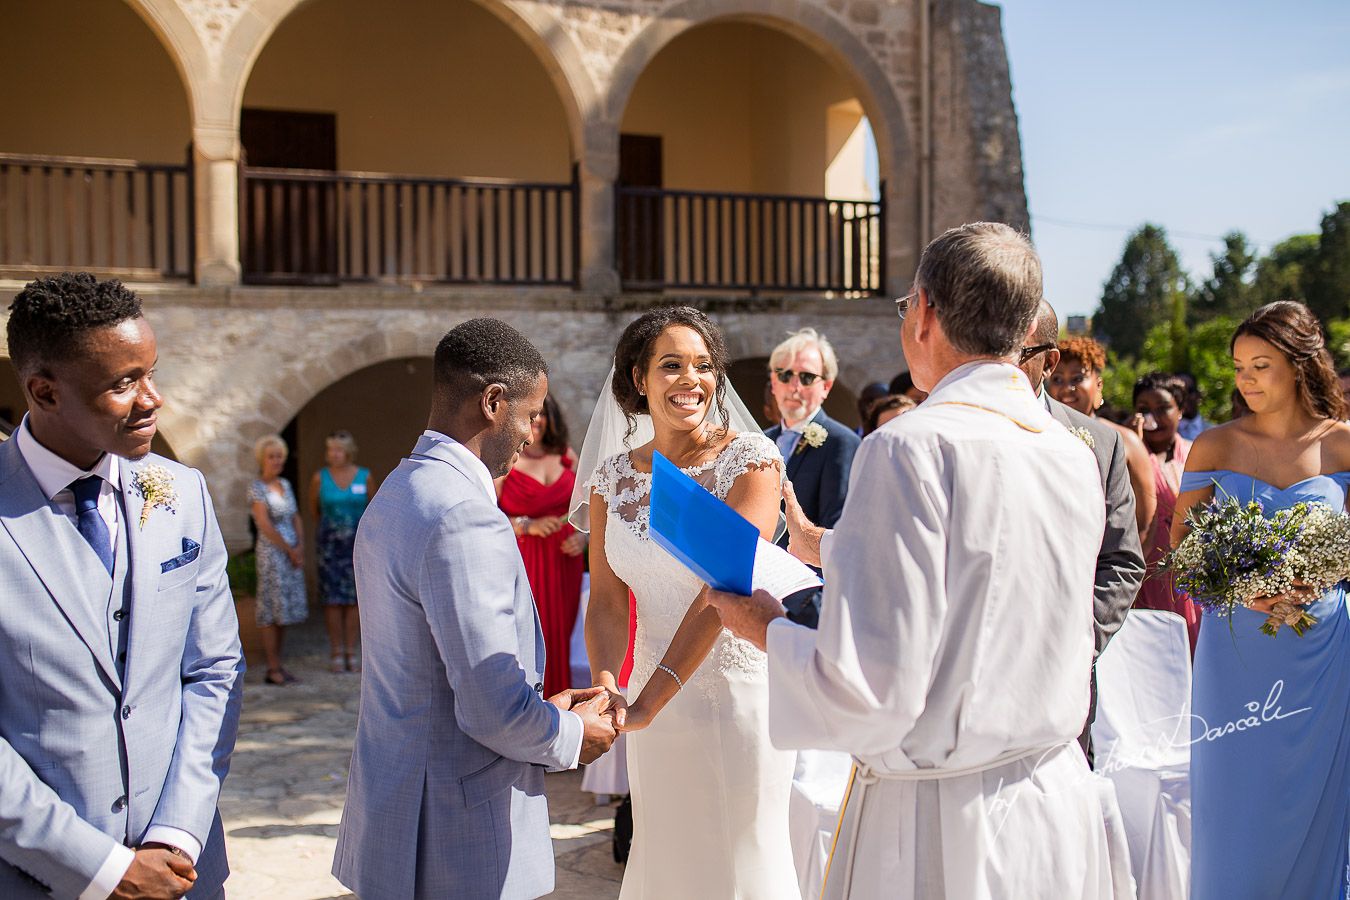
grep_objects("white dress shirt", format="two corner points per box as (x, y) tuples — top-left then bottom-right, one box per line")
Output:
(13, 416), (201, 899)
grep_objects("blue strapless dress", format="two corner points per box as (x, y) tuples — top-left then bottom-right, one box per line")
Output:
(1184, 470), (1350, 899)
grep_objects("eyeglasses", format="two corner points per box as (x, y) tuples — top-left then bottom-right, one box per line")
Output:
(1018, 343), (1057, 364)
(895, 291), (918, 321)
(773, 368), (825, 387)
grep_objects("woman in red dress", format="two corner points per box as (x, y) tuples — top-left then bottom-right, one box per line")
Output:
(496, 393), (588, 697)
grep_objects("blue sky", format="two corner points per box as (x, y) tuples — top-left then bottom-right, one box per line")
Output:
(994, 0), (1350, 318)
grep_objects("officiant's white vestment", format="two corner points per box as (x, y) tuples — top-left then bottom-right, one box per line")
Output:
(767, 361), (1113, 899)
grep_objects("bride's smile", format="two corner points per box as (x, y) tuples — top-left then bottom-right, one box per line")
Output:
(639, 325), (719, 437)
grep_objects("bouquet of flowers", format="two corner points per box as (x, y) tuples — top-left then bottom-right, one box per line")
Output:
(1162, 494), (1350, 637)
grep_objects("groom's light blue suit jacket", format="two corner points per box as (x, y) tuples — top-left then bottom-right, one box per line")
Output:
(333, 434), (581, 900)
(0, 437), (244, 899)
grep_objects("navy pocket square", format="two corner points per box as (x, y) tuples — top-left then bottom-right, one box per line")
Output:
(161, 537), (201, 573)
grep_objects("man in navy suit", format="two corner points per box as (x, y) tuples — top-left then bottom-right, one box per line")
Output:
(763, 328), (860, 627)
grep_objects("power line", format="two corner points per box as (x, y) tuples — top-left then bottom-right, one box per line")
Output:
(1031, 214), (1280, 246)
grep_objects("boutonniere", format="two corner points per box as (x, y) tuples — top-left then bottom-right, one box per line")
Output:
(130, 464), (179, 529)
(795, 423), (829, 454)
(1069, 426), (1095, 449)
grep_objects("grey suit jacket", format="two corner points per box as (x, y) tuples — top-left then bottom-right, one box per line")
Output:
(1048, 397), (1146, 655)
(333, 434), (582, 900)
(0, 439), (243, 899)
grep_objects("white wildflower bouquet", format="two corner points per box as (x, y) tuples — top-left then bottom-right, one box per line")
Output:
(1162, 494), (1350, 637)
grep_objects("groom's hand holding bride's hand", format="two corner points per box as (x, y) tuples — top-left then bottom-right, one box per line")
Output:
(705, 589), (786, 652)
(548, 686), (619, 763)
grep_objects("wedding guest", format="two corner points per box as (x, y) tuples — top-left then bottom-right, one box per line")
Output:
(1022, 300), (1145, 761)
(855, 381), (891, 435)
(887, 369), (928, 404)
(250, 434), (307, 685)
(708, 223), (1113, 898)
(765, 328), (860, 628)
(1050, 337), (1157, 544)
(495, 393), (587, 698)
(861, 393), (915, 435)
(1173, 301), (1350, 898)
(1176, 371), (1214, 439)
(0, 273), (243, 899)
(309, 429), (370, 674)
(1131, 372), (1199, 651)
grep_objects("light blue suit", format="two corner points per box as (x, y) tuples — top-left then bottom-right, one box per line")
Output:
(0, 437), (244, 898)
(333, 434), (582, 900)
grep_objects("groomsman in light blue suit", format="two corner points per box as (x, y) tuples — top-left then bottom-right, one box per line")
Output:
(333, 318), (618, 900)
(0, 274), (244, 899)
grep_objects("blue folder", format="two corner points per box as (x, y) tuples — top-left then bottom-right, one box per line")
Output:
(649, 451), (759, 595)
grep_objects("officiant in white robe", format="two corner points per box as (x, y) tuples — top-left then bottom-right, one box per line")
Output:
(708, 223), (1114, 899)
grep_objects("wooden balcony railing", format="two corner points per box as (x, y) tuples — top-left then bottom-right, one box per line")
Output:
(240, 165), (580, 287)
(616, 184), (885, 296)
(0, 152), (193, 280)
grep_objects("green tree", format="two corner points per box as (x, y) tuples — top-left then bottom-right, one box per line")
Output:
(1101, 316), (1241, 423)
(1094, 224), (1189, 358)
(1305, 201), (1350, 322)
(1190, 231), (1257, 322)
(1252, 233), (1318, 307)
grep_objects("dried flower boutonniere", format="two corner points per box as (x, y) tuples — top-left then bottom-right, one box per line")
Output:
(130, 464), (179, 528)
(1069, 426), (1095, 450)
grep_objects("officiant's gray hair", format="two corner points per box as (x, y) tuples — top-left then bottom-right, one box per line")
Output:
(915, 222), (1041, 359)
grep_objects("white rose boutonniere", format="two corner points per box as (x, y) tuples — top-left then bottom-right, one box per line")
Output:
(795, 422), (829, 454)
(130, 464), (180, 529)
(1068, 426), (1095, 450)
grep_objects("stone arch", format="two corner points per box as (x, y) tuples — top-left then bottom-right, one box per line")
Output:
(597, 0), (916, 292)
(208, 0), (594, 156)
(117, 0), (207, 123)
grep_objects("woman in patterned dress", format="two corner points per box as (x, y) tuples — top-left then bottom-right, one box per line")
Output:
(250, 433), (308, 685)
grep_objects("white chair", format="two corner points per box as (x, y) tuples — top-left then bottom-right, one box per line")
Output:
(788, 749), (852, 900)
(1093, 609), (1192, 899)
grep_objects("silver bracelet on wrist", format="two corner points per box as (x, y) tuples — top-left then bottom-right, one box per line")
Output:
(655, 663), (683, 691)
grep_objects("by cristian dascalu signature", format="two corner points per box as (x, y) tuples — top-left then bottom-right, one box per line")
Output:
(985, 680), (1309, 837)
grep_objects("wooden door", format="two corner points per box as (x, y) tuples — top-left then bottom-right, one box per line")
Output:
(618, 134), (663, 286)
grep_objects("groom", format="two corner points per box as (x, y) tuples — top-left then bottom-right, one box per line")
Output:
(333, 318), (618, 900)
(1, 273), (243, 899)
(709, 224), (1113, 898)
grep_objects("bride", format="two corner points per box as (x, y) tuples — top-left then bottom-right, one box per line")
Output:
(569, 307), (801, 899)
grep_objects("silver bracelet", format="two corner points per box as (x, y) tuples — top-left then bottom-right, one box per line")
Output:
(655, 664), (684, 691)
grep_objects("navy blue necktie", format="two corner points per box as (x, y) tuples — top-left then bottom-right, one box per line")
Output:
(71, 476), (113, 575)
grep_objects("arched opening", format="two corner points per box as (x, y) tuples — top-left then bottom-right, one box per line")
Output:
(0, 0), (193, 279)
(615, 20), (884, 296)
(239, 0), (578, 286)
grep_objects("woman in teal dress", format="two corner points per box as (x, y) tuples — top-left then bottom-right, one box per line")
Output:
(309, 430), (371, 673)
(1173, 301), (1350, 898)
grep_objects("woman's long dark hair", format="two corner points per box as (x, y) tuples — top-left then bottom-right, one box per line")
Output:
(1230, 301), (1348, 421)
(612, 306), (730, 441)
(536, 393), (570, 455)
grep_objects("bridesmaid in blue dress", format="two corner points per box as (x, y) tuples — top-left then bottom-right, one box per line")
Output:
(1172, 301), (1350, 899)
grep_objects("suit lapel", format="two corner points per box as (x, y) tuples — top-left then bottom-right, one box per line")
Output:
(0, 441), (120, 687)
(122, 463), (156, 690)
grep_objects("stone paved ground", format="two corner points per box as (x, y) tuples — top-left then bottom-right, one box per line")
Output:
(222, 622), (624, 899)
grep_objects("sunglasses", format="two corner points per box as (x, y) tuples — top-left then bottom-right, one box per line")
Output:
(1018, 343), (1057, 364)
(773, 368), (825, 387)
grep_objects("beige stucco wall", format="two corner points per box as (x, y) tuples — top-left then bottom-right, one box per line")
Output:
(243, 0), (573, 180)
(621, 23), (859, 196)
(0, 0), (190, 162)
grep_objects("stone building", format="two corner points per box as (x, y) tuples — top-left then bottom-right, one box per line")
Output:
(0, 0), (1027, 551)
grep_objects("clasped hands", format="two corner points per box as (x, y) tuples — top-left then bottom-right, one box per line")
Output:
(547, 684), (627, 764)
(111, 844), (195, 900)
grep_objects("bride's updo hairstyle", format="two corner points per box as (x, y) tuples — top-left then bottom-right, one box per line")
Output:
(612, 306), (731, 438)
(1230, 301), (1348, 421)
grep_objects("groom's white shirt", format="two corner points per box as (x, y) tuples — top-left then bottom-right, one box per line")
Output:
(766, 361), (1110, 897)
(14, 417), (201, 899)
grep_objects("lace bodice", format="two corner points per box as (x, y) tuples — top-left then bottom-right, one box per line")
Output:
(588, 433), (782, 703)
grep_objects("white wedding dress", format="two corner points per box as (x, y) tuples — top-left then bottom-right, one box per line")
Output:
(588, 433), (801, 900)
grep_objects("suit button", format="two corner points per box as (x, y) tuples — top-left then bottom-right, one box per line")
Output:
(118, 652), (127, 663)
(113, 796), (127, 812)
(534, 682), (544, 693)
(113, 610), (126, 621)
(121, 706), (131, 719)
